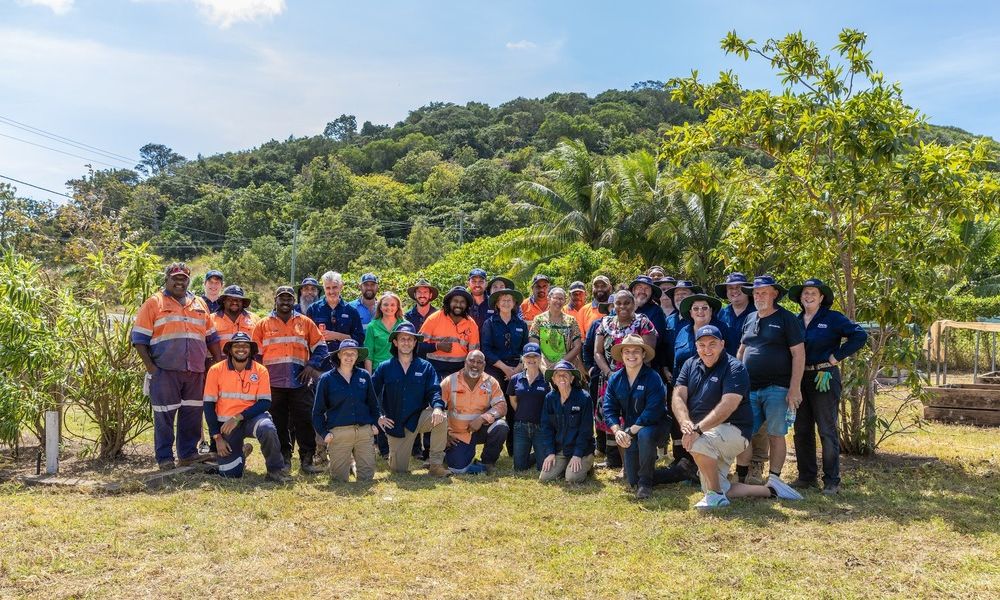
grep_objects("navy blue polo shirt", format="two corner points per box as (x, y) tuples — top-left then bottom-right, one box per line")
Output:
(481, 313), (530, 367)
(718, 303), (756, 356)
(538, 387), (596, 458)
(506, 371), (549, 423)
(799, 306), (867, 365)
(740, 306), (804, 390)
(372, 356), (443, 437)
(468, 296), (491, 331)
(311, 367), (380, 434)
(582, 318), (602, 372)
(636, 302), (667, 369)
(307, 297), (365, 353)
(404, 305), (437, 333)
(201, 295), (222, 314)
(675, 353), (753, 440)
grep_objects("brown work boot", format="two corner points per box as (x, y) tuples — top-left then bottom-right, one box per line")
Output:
(242, 444), (254, 460)
(177, 454), (208, 467)
(747, 460), (766, 485)
(428, 463), (450, 478)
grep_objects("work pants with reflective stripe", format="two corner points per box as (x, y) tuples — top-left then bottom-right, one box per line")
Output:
(217, 413), (285, 478)
(270, 386), (315, 464)
(445, 419), (509, 470)
(149, 368), (205, 463)
(386, 407), (447, 473)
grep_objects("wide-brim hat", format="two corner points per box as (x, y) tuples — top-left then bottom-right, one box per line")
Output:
(742, 275), (787, 300)
(655, 276), (677, 287)
(489, 288), (524, 309)
(443, 286), (473, 307)
(331, 339), (369, 363)
(388, 321), (424, 344)
(610, 334), (655, 363)
(222, 332), (258, 356)
(544, 359), (582, 386)
(679, 293), (723, 317)
(219, 284), (251, 308)
(628, 275), (662, 301)
(665, 280), (704, 301)
(714, 272), (752, 299)
(788, 278), (835, 307)
(487, 276), (515, 292)
(407, 278), (440, 302)
(296, 277), (320, 294)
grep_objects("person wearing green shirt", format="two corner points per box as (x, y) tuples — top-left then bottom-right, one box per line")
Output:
(364, 292), (407, 373)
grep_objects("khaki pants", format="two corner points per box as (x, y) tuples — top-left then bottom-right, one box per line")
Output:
(539, 454), (595, 483)
(328, 425), (376, 482)
(386, 407), (447, 473)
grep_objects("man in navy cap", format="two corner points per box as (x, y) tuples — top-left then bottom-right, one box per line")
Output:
(201, 269), (225, 313)
(466, 268), (491, 330)
(734, 275), (805, 486)
(294, 277), (320, 314)
(348, 273), (380, 330)
(672, 325), (802, 509)
(715, 273), (755, 356)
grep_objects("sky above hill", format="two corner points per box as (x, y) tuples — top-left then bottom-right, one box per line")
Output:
(3, 0), (999, 202)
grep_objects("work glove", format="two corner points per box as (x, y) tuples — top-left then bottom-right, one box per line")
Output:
(815, 370), (832, 393)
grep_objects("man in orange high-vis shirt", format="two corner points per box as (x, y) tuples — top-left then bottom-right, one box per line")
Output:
(203, 332), (290, 482)
(132, 263), (223, 470)
(441, 351), (508, 474)
(520, 274), (551, 321)
(252, 286), (328, 474)
(211, 285), (258, 348)
(575, 275), (613, 334)
(418, 286), (480, 378)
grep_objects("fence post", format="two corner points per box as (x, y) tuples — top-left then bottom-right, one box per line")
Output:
(45, 410), (59, 475)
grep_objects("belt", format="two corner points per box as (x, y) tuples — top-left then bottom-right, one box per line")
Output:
(804, 362), (835, 371)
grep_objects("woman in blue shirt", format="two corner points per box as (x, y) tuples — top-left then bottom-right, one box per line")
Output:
(312, 339), (380, 483)
(506, 343), (548, 470)
(538, 360), (595, 483)
(482, 287), (529, 457)
(788, 279), (867, 494)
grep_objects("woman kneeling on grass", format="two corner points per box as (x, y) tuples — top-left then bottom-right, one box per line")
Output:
(538, 360), (596, 483)
(312, 339), (380, 483)
(507, 343), (548, 471)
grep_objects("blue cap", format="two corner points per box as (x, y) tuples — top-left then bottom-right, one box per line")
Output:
(469, 268), (488, 279)
(204, 269), (224, 282)
(695, 325), (724, 341)
(360, 273), (379, 284)
(532, 274), (551, 285)
(521, 342), (541, 356)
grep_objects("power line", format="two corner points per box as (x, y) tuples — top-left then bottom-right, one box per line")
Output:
(0, 174), (74, 201)
(0, 132), (122, 169)
(0, 115), (139, 166)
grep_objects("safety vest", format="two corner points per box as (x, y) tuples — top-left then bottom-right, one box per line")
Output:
(443, 371), (505, 444)
(131, 290), (217, 372)
(203, 359), (271, 420)
(212, 310), (258, 345)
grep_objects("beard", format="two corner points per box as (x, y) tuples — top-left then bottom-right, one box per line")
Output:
(464, 367), (482, 379)
(363, 290), (376, 300)
(594, 290), (610, 302)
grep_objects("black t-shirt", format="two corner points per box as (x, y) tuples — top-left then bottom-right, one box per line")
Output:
(740, 306), (804, 390)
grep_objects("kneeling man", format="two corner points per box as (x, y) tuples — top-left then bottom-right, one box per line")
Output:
(441, 351), (509, 474)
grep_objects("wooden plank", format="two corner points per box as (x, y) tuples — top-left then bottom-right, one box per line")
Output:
(924, 387), (1000, 410)
(20, 475), (107, 489)
(924, 406), (1000, 427)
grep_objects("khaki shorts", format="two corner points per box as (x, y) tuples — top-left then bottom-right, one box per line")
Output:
(691, 423), (749, 495)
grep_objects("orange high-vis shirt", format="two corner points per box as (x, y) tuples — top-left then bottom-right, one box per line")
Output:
(251, 312), (327, 388)
(441, 371), (506, 443)
(520, 297), (547, 322)
(418, 310), (480, 367)
(203, 359), (271, 420)
(131, 291), (218, 372)
(574, 301), (605, 333)
(212, 310), (258, 346)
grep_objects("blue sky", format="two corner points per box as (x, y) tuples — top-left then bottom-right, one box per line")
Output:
(2, 0), (999, 203)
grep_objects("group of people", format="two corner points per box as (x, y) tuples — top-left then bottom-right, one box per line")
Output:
(131, 262), (866, 509)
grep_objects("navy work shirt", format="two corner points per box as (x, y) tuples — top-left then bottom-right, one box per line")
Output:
(740, 306), (804, 390)
(636, 302), (668, 369)
(538, 387), (596, 458)
(799, 306), (867, 365)
(718, 303), (756, 356)
(372, 356), (443, 437)
(307, 297), (365, 354)
(673, 318), (729, 376)
(506, 370), (549, 423)
(675, 353), (754, 440)
(468, 296), (492, 331)
(582, 319), (602, 373)
(481, 313), (530, 367)
(201, 295), (222, 314)
(404, 305), (438, 334)
(603, 365), (669, 430)
(312, 367), (379, 434)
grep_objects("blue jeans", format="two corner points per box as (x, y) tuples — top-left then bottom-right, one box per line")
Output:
(624, 424), (667, 487)
(750, 385), (790, 436)
(512, 421), (543, 471)
(794, 370), (842, 485)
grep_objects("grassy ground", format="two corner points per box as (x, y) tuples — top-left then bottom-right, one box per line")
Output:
(1, 395), (998, 599)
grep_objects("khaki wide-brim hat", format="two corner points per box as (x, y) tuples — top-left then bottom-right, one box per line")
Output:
(610, 334), (655, 362)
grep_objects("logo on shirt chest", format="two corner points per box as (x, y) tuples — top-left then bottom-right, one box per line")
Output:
(359, 378), (367, 384)
(637, 385), (645, 391)
(571, 405), (581, 413)
(768, 324), (782, 329)
(818, 323), (828, 329)
(710, 376), (719, 382)
(250, 373), (259, 382)
(415, 371), (424, 377)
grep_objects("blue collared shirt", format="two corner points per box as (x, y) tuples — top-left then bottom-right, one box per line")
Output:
(603, 365), (668, 429)
(312, 367), (380, 434)
(348, 298), (376, 328)
(307, 297), (365, 354)
(371, 356), (443, 437)
(468, 296), (492, 331)
(481, 313), (530, 367)
(538, 387), (595, 458)
(798, 306), (867, 365)
(506, 370), (549, 423)
(582, 319), (602, 372)
(201, 295), (222, 314)
(673, 318), (729, 376)
(676, 353), (753, 440)
(718, 303), (756, 356)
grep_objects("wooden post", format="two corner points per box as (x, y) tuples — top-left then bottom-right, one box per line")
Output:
(45, 410), (59, 475)
(975, 331), (981, 383)
(943, 328), (948, 385)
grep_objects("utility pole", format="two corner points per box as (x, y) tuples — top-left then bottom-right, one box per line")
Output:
(289, 219), (299, 284)
(458, 210), (464, 245)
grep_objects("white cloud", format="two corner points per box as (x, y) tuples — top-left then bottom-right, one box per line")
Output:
(191, 0), (286, 28)
(16, 0), (74, 15)
(505, 40), (537, 50)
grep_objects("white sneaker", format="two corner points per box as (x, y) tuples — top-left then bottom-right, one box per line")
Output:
(695, 491), (731, 510)
(767, 474), (804, 500)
